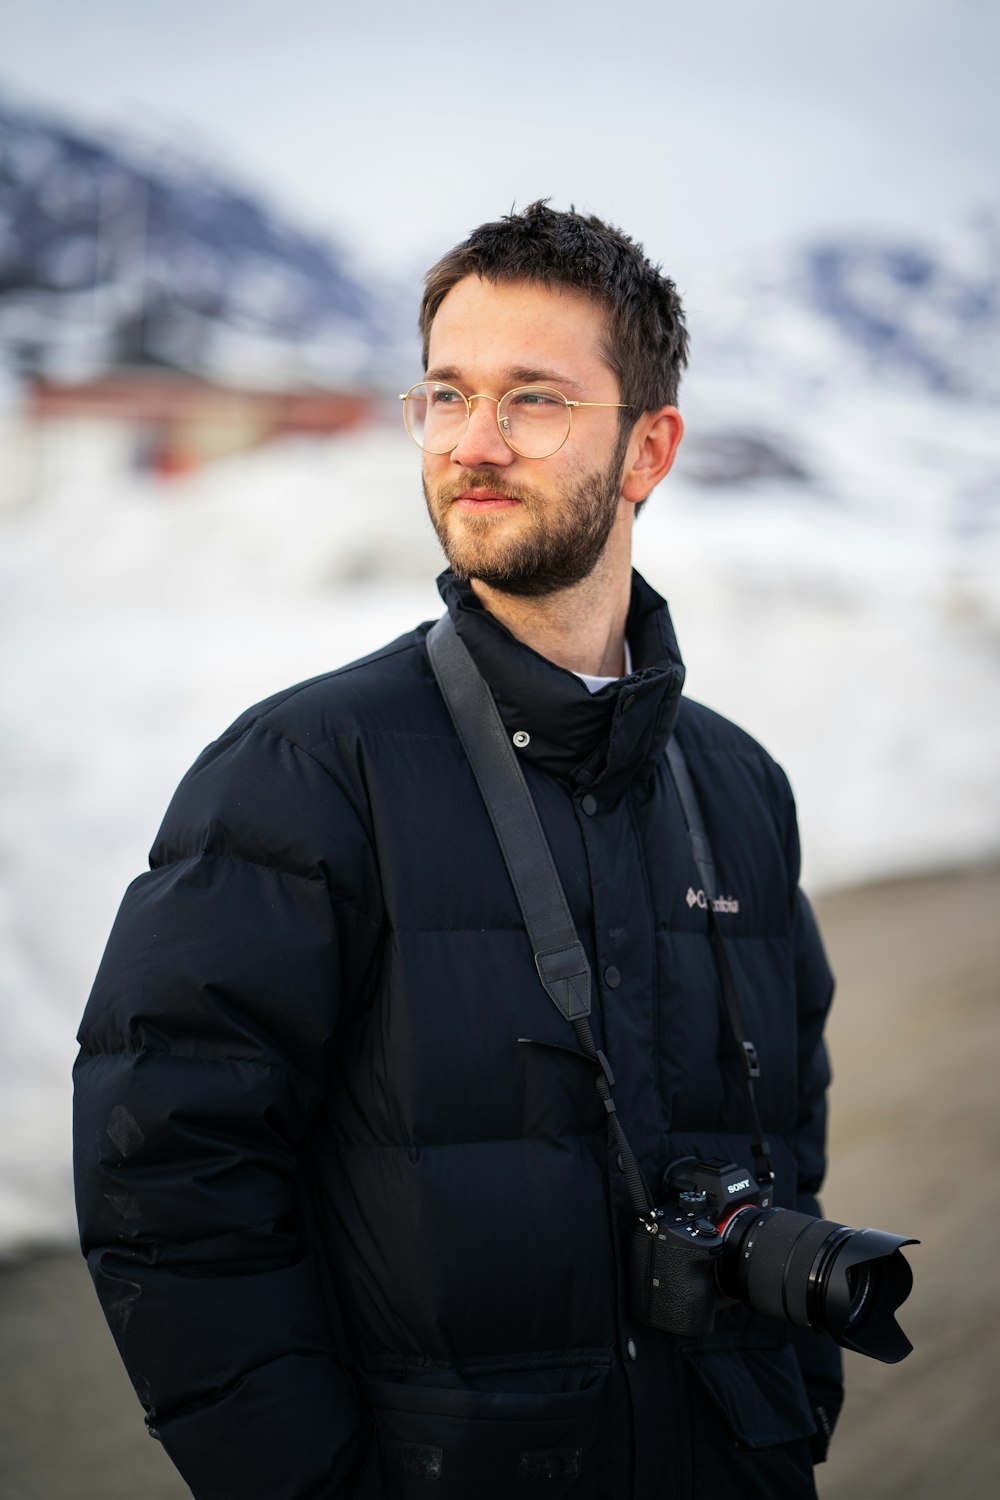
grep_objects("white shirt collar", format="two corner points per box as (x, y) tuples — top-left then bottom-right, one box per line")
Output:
(573, 638), (633, 695)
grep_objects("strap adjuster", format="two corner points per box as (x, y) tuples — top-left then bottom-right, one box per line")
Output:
(742, 1040), (761, 1079)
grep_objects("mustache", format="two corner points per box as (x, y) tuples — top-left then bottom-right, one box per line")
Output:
(436, 469), (542, 506)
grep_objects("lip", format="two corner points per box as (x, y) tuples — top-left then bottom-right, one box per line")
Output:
(453, 491), (521, 511)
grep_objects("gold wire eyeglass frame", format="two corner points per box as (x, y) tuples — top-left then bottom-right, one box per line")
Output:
(399, 381), (634, 459)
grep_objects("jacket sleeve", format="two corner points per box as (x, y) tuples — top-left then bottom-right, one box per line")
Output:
(73, 718), (383, 1500)
(782, 787), (844, 1461)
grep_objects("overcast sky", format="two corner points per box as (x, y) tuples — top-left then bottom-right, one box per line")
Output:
(3, 0), (997, 289)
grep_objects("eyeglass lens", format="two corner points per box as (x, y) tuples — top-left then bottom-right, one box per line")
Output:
(403, 383), (571, 458)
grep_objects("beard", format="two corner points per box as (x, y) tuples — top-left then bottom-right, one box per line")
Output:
(422, 428), (630, 599)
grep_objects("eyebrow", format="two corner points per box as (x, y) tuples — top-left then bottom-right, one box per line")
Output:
(424, 364), (584, 393)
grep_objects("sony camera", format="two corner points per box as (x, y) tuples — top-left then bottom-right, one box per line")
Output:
(629, 1157), (917, 1363)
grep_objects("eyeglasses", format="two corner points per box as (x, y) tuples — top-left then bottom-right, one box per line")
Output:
(400, 381), (634, 460)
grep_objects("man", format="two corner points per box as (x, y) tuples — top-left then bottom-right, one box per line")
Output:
(74, 201), (841, 1499)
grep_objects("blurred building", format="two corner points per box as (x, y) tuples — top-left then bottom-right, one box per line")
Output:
(36, 364), (373, 468)
(0, 96), (402, 506)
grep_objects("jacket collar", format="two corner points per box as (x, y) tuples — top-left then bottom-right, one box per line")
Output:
(436, 570), (685, 797)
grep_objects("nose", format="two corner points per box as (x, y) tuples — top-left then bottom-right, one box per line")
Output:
(449, 395), (515, 470)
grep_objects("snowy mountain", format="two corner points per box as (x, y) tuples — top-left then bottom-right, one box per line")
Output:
(804, 223), (1000, 401)
(671, 212), (1000, 535)
(684, 212), (1000, 409)
(671, 216), (1000, 612)
(3, 91), (997, 413)
(0, 96), (398, 387)
(4, 91), (999, 409)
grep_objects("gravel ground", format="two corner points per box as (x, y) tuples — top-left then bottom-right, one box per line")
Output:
(2, 866), (997, 1499)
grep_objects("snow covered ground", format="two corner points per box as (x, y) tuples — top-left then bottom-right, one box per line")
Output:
(2, 379), (998, 1252)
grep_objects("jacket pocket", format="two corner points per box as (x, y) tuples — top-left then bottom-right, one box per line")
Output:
(361, 1366), (608, 1499)
(682, 1344), (819, 1500)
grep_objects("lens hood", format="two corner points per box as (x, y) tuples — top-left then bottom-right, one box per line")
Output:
(814, 1227), (918, 1364)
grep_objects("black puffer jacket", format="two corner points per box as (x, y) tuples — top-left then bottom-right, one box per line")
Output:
(74, 570), (840, 1500)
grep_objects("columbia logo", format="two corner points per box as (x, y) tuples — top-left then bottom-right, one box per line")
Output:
(686, 887), (740, 915)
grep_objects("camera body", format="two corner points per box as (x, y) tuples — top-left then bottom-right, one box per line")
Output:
(629, 1157), (769, 1337)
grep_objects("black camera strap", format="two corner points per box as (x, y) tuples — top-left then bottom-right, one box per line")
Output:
(427, 615), (653, 1218)
(664, 739), (773, 1189)
(426, 613), (771, 1212)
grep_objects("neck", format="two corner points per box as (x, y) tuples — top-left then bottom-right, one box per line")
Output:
(470, 549), (633, 677)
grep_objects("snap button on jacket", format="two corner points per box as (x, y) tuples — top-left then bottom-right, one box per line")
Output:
(74, 570), (839, 1499)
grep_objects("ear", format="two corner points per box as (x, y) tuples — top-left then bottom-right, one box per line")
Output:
(621, 406), (684, 505)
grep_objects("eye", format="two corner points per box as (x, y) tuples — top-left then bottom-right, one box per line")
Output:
(507, 388), (563, 409)
(429, 386), (464, 406)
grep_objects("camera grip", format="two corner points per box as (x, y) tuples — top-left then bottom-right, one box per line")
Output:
(629, 1219), (723, 1337)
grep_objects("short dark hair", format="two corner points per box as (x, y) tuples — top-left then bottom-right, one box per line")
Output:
(419, 200), (689, 425)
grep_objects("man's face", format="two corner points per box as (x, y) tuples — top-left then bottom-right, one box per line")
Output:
(420, 276), (631, 598)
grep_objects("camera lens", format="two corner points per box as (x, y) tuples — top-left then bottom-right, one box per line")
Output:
(718, 1208), (917, 1364)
